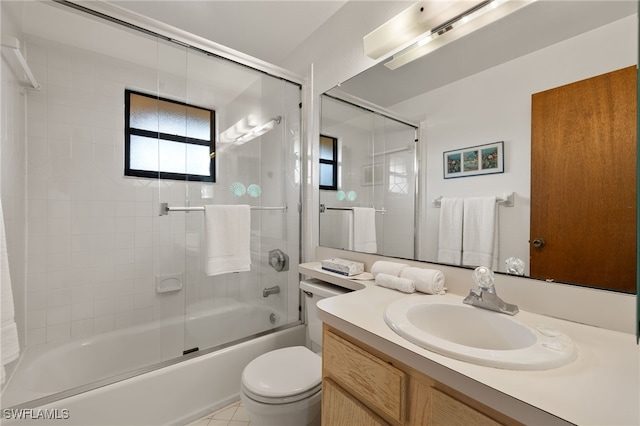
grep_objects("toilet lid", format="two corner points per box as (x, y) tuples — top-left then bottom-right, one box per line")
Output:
(242, 346), (322, 401)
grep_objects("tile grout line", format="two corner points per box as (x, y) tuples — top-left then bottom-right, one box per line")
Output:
(185, 401), (251, 426)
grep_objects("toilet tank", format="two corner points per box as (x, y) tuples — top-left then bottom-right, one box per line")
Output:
(300, 279), (350, 353)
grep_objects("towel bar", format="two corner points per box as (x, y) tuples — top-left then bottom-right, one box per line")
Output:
(319, 204), (386, 214)
(159, 203), (288, 216)
(432, 192), (514, 208)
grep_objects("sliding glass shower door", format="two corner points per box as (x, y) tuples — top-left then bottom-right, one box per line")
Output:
(0, 0), (301, 408)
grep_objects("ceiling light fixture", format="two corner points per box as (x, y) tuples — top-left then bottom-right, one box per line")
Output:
(235, 116), (281, 143)
(363, 0), (537, 71)
(218, 115), (281, 149)
(363, 1), (477, 61)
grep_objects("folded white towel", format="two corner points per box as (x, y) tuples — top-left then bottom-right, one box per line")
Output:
(371, 260), (409, 278)
(375, 273), (415, 294)
(400, 267), (446, 295)
(352, 207), (377, 253)
(204, 205), (251, 276)
(437, 198), (463, 265)
(462, 197), (498, 270)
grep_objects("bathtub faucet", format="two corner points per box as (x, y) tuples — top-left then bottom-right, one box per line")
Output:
(262, 286), (280, 298)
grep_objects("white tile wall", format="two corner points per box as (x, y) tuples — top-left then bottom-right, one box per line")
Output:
(21, 35), (300, 354)
(21, 37), (182, 349)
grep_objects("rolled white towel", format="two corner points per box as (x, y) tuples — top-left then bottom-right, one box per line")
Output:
(375, 273), (415, 294)
(400, 267), (446, 295)
(371, 261), (409, 278)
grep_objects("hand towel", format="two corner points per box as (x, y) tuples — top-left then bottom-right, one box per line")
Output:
(371, 260), (409, 278)
(204, 205), (251, 276)
(462, 197), (499, 270)
(400, 267), (446, 295)
(375, 273), (415, 294)
(352, 207), (377, 253)
(437, 198), (463, 265)
(1, 199), (20, 384)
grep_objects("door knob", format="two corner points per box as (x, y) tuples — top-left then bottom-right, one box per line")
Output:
(532, 238), (546, 248)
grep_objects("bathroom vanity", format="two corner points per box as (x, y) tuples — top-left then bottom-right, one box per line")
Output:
(323, 325), (517, 425)
(300, 261), (640, 426)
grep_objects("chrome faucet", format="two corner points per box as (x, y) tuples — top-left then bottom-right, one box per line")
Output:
(463, 266), (519, 315)
(262, 285), (280, 298)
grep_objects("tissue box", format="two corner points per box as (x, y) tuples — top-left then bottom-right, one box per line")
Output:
(321, 258), (364, 276)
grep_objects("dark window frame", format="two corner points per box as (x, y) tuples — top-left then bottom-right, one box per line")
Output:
(319, 134), (338, 191)
(124, 89), (216, 182)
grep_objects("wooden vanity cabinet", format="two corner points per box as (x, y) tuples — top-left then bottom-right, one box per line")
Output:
(322, 325), (522, 426)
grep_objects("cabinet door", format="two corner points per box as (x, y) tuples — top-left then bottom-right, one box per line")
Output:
(430, 388), (502, 426)
(323, 329), (406, 423)
(322, 378), (389, 426)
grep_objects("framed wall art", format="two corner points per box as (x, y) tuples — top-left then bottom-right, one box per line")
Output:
(443, 141), (504, 179)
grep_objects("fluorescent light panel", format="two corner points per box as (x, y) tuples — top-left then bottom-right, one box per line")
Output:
(383, 0), (537, 70)
(363, 1), (479, 60)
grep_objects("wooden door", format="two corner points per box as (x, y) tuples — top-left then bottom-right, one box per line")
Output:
(530, 66), (636, 292)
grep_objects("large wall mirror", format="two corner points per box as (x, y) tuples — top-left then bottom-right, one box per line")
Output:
(320, 0), (638, 294)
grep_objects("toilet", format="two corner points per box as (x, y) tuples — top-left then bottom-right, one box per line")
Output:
(240, 279), (349, 426)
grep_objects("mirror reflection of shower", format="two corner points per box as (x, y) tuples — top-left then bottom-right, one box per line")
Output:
(319, 93), (418, 259)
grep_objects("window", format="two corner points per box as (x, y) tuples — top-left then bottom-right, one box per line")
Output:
(388, 155), (409, 195)
(125, 90), (215, 182)
(319, 135), (338, 190)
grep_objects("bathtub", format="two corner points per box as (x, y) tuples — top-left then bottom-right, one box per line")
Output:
(2, 302), (304, 425)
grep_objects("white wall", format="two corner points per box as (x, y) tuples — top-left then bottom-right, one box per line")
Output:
(392, 15), (637, 273)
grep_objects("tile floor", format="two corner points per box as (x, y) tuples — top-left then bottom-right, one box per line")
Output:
(186, 401), (251, 426)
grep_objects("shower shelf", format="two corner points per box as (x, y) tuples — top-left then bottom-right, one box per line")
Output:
(159, 202), (288, 216)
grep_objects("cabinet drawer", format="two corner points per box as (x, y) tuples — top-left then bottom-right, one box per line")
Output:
(431, 388), (502, 426)
(323, 329), (406, 423)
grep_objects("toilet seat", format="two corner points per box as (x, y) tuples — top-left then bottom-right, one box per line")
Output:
(241, 346), (322, 404)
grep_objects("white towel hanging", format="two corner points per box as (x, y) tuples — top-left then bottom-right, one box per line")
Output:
(352, 207), (377, 253)
(204, 205), (251, 276)
(437, 198), (463, 265)
(462, 197), (499, 269)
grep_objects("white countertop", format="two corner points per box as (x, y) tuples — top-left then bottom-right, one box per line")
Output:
(300, 262), (640, 426)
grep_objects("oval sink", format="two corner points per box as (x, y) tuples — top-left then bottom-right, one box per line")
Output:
(384, 297), (577, 370)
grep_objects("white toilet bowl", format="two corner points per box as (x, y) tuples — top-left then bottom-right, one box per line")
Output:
(241, 280), (350, 426)
(240, 346), (322, 426)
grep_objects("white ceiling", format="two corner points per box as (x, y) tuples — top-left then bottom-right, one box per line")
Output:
(108, 0), (349, 66)
(107, 0), (637, 110)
